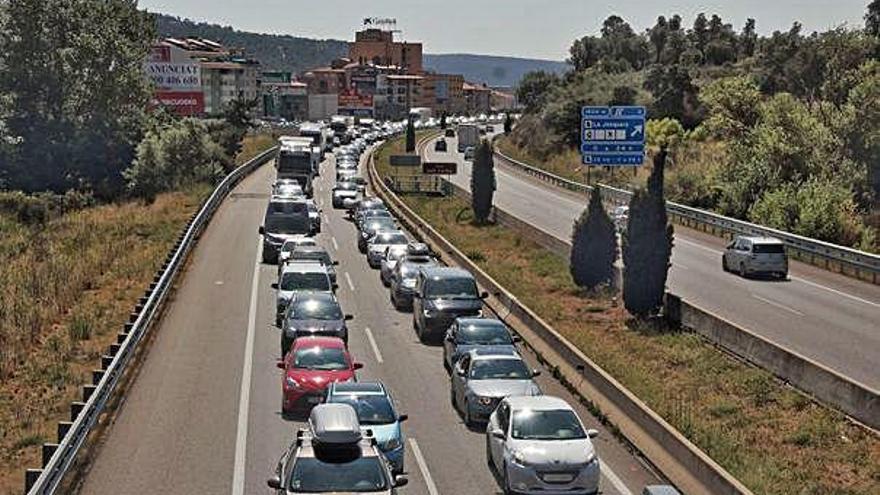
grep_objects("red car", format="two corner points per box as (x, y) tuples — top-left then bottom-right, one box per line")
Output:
(277, 336), (363, 413)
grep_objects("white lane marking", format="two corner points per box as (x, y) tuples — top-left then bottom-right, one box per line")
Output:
(345, 271), (355, 291)
(752, 294), (804, 316)
(601, 463), (633, 495)
(789, 276), (880, 309)
(364, 327), (384, 363)
(232, 239), (261, 495)
(332, 236), (339, 251)
(408, 438), (440, 495)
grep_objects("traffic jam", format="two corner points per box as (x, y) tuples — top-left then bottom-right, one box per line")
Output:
(259, 118), (605, 495)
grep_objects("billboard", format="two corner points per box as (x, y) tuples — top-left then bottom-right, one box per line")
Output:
(145, 44), (204, 115)
(338, 88), (373, 109)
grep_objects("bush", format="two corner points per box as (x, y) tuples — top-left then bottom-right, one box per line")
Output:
(570, 187), (618, 289)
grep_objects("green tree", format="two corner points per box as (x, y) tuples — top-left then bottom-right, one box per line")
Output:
(867, 0), (880, 37)
(699, 76), (763, 139)
(405, 116), (415, 153)
(740, 18), (758, 57)
(516, 71), (560, 112)
(622, 148), (674, 317)
(570, 187), (618, 289)
(568, 36), (602, 71)
(648, 16), (669, 63)
(689, 13), (709, 57)
(610, 85), (637, 106)
(0, 0), (155, 195)
(644, 64), (703, 128)
(503, 113), (512, 134)
(470, 140), (495, 223)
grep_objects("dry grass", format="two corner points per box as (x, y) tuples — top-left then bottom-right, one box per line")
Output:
(376, 140), (880, 494)
(0, 134), (273, 494)
(236, 132), (277, 164)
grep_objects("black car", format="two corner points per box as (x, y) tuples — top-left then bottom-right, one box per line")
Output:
(280, 293), (353, 354)
(444, 128), (455, 138)
(442, 317), (519, 371)
(412, 267), (487, 344)
(434, 139), (447, 152)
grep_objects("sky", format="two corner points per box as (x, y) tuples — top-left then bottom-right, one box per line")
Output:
(140, 0), (871, 60)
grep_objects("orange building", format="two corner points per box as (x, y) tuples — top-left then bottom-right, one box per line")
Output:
(349, 28), (423, 74)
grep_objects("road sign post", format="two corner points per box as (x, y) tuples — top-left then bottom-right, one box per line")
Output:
(581, 106), (646, 167)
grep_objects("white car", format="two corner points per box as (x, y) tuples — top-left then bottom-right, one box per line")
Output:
(487, 396), (600, 495)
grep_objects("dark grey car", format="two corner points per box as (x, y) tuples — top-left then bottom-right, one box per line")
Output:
(389, 257), (439, 310)
(280, 293), (353, 355)
(412, 267), (487, 343)
(451, 348), (542, 426)
(442, 318), (519, 371)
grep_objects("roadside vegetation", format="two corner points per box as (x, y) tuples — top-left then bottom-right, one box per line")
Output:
(505, 3), (880, 252)
(375, 134), (880, 494)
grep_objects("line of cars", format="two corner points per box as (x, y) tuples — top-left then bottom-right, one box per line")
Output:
(343, 189), (608, 495)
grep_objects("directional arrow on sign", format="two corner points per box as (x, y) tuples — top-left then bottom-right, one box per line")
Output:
(631, 124), (643, 138)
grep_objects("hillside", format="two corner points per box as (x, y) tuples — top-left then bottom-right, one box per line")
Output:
(154, 13), (349, 74)
(424, 54), (568, 86)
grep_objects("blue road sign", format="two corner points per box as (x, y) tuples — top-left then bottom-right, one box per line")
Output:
(581, 105), (646, 166)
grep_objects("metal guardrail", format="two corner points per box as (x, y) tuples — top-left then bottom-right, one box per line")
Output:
(492, 146), (880, 284)
(23, 146), (279, 495)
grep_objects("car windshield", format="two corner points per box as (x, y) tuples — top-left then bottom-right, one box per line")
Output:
(511, 409), (587, 441)
(470, 358), (531, 380)
(290, 299), (342, 320)
(328, 395), (397, 425)
(281, 241), (314, 254)
(335, 183), (358, 191)
(266, 215), (310, 235)
(458, 324), (513, 345)
(386, 248), (407, 261)
(425, 277), (478, 298)
(366, 220), (395, 232)
(374, 233), (407, 245)
(293, 346), (348, 371)
(753, 243), (785, 254)
(288, 456), (388, 492)
(281, 272), (331, 292)
(364, 211), (391, 220)
(293, 251), (332, 265)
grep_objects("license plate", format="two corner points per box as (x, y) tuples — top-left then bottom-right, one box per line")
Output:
(542, 473), (574, 483)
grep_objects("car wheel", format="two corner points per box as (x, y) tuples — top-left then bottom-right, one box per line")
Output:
(485, 436), (494, 469)
(721, 255), (728, 272)
(450, 387), (457, 409)
(502, 463), (515, 495)
(739, 262), (748, 278)
(463, 400), (473, 427)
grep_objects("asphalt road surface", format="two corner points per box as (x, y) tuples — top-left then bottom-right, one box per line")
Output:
(79, 147), (662, 495)
(425, 132), (880, 390)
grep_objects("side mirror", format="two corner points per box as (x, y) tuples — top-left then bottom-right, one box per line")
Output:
(480, 291), (490, 299)
(271, 283), (279, 290)
(491, 429), (505, 440)
(344, 314), (354, 321)
(259, 226), (265, 235)
(276, 361), (286, 370)
(332, 260), (340, 266)
(586, 429), (599, 439)
(332, 283), (339, 290)
(512, 336), (522, 343)
(353, 362), (364, 370)
(397, 414), (409, 422)
(531, 369), (542, 378)
(393, 475), (409, 488)
(267, 476), (282, 489)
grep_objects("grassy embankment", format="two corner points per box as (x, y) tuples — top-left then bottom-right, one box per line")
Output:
(0, 134), (273, 494)
(375, 134), (880, 495)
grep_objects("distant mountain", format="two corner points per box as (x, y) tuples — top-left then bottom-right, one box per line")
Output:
(154, 13), (348, 74)
(424, 54), (569, 87)
(153, 13), (568, 86)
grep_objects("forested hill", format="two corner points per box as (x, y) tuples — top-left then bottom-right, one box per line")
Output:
(424, 54), (568, 87)
(154, 14), (349, 74)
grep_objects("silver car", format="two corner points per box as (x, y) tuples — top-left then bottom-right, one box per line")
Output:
(268, 404), (408, 494)
(275, 261), (335, 326)
(450, 348), (541, 426)
(379, 245), (409, 286)
(487, 396), (600, 495)
(722, 236), (788, 279)
(366, 230), (408, 268)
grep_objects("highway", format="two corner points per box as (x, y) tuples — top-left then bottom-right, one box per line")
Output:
(424, 132), (880, 390)
(79, 147), (662, 494)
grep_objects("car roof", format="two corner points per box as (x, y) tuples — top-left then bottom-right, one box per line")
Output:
(456, 317), (508, 330)
(738, 236), (784, 244)
(293, 246), (330, 255)
(293, 336), (346, 349)
(291, 292), (338, 304)
(329, 381), (386, 395)
(505, 395), (572, 411)
(421, 266), (474, 279)
(281, 261), (329, 274)
(374, 229), (405, 238)
(468, 347), (521, 359)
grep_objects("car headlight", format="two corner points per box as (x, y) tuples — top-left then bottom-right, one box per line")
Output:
(478, 396), (493, 406)
(423, 309), (437, 318)
(383, 438), (402, 451)
(511, 450), (529, 467)
(285, 376), (300, 388)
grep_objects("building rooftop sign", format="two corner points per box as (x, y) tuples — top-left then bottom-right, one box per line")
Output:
(363, 17), (397, 29)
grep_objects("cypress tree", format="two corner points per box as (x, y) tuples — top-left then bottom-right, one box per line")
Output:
(405, 116), (415, 152)
(440, 112), (447, 129)
(622, 147), (674, 317)
(503, 113), (513, 134)
(471, 140), (496, 223)
(570, 187), (618, 289)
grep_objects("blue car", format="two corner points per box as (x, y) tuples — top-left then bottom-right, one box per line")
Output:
(442, 317), (520, 371)
(324, 381), (408, 474)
